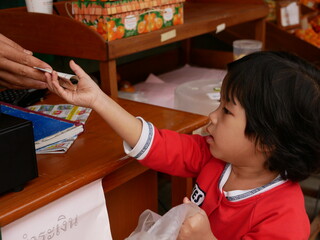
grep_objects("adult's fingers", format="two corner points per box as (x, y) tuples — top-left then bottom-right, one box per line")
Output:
(0, 58), (49, 83)
(23, 52), (52, 70)
(0, 70), (47, 89)
(7, 51), (52, 78)
(0, 79), (23, 89)
(0, 34), (26, 52)
(0, 42), (51, 80)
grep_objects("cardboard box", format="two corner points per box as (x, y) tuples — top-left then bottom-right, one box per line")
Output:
(72, 0), (184, 41)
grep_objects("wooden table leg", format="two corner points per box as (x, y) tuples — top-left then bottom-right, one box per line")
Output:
(105, 170), (158, 240)
(171, 176), (194, 207)
(99, 60), (118, 97)
(253, 18), (266, 48)
(181, 39), (191, 65)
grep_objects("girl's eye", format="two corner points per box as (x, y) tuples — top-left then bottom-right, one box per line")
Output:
(223, 107), (231, 114)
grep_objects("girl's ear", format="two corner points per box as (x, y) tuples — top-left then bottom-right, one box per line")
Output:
(256, 141), (274, 154)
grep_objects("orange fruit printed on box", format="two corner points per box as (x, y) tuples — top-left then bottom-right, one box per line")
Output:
(72, 0), (185, 41)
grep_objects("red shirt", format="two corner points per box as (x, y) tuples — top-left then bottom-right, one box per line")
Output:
(137, 128), (310, 240)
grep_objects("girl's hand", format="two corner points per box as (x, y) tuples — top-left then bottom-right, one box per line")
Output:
(177, 197), (217, 240)
(46, 60), (104, 109)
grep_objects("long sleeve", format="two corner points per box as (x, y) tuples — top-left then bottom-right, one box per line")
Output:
(123, 117), (212, 178)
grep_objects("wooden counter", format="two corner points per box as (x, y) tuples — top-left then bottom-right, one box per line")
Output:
(0, 94), (208, 239)
(0, 1), (268, 96)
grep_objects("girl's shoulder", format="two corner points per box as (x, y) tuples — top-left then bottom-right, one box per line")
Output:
(254, 181), (307, 217)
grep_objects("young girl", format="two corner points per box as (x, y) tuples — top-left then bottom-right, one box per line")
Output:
(46, 51), (320, 240)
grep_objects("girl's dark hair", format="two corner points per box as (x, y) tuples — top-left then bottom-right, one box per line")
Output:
(223, 51), (320, 182)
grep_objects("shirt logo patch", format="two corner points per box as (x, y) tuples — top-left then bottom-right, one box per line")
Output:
(191, 183), (206, 206)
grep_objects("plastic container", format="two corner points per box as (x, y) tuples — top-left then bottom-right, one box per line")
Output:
(233, 39), (262, 60)
(174, 79), (221, 116)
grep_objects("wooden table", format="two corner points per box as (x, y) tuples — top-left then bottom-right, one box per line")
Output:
(0, 1), (268, 97)
(0, 93), (208, 239)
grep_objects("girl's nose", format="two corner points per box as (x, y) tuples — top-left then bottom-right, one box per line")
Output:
(209, 108), (218, 123)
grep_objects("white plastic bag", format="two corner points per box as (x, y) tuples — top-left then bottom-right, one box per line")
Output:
(125, 203), (202, 240)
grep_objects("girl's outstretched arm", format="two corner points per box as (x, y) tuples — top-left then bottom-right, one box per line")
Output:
(46, 60), (142, 148)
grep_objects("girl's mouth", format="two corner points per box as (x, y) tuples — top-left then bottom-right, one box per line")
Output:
(205, 135), (214, 144)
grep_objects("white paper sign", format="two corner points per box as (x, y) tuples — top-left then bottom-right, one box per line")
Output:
(280, 2), (299, 27)
(2, 179), (112, 240)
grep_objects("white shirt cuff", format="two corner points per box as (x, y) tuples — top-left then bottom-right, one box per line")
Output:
(123, 117), (154, 160)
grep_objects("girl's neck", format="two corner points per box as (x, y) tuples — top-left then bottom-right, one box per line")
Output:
(223, 165), (278, 191)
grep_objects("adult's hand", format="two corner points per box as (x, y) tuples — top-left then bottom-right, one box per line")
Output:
(0, 34), (52, 89)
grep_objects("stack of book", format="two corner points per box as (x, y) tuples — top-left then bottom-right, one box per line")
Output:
(0, 103), (91, 154)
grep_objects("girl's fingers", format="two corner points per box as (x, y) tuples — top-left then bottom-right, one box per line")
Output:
(51, 72), (67, 95)
(69, 60), (89, 80)
(183, 197), (191, 204)
(45, 73), (54, 90)
(46, 71), (62, 94)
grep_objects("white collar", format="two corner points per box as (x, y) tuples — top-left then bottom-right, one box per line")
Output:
(219, 164), (287, 202)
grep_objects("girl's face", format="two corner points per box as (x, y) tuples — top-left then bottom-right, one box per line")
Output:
(205, 97), (259, 165)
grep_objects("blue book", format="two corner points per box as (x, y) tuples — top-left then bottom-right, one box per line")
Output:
(0, 102), (84, 150)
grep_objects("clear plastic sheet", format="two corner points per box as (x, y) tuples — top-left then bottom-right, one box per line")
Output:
(126, 203), (202, 240)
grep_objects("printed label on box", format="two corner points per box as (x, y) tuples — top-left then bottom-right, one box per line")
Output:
(125, 15), (138, 30)
(163, 7), (173, 21)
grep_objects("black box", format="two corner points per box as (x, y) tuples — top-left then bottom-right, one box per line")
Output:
(0, 113), (38, 194)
